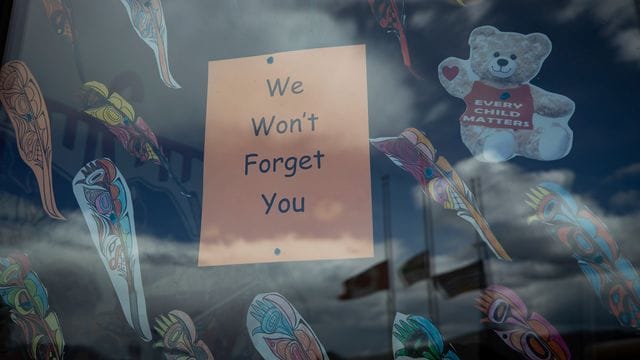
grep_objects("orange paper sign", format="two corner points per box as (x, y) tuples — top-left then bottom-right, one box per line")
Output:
(200, 45), (373, 266)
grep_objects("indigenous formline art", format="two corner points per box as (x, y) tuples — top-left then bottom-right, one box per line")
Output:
(0, 60), (66, 220)
(527, 182), (640, 329)
(118, 0), (181, 88)
(368, 0), (422, 79)
(392, 312), (460, 360)
(0, 255), (65, 360)
(73, 158), (152, 341)
(476, 285), (571, 360)
(40, 0), (86, 81)
(154, 310), (215, 360)
(80, 80), (195, 198)
(248, 292), (329, 360)
(0, 97), (203, 240)
(371, 128), (511, 260)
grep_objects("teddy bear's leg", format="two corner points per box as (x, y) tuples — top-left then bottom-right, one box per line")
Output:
(460, 125), (485, 158)
(461, 126), (516, 162)
(481, 131), (517, 162)
(537, 125), (573, 160)
(516, 123), (573, 161)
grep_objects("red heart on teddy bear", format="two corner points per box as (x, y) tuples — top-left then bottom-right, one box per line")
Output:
(442, 66), (459, 81)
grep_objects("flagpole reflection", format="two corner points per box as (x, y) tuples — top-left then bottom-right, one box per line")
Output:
(382, 174), (397, 353)
(470, 177), (491, 285)
(422, 195), (439, 326)
(471, 176), (490, 357)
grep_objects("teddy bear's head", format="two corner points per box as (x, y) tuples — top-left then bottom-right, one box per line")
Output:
(468, 26), (552, 86)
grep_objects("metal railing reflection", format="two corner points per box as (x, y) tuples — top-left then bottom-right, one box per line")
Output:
(0, 101), (203, 240)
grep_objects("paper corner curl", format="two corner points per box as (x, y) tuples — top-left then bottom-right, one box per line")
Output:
(72, 158), (152, 341)
(370, 128), (511, 261)
(438, 25), (575, 162)
(247, 292), (329, 360)
(0, 60), (66, 220)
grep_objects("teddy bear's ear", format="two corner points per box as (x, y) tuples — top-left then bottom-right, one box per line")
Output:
(526, 33), (552, 58)
(469, 25), (499, 46)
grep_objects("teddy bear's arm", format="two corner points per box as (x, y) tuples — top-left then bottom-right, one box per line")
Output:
(531, 85), (575, 118)
(438, 57), (473, 99)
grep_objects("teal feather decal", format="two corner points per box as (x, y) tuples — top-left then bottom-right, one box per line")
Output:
(0, 254), (65, 359)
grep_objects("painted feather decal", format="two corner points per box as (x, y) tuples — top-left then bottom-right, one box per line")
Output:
(392, 312), (459, 360)
(40, 0), (85, 81)
(247, 292), (328, 360)
(368, 0), (422, 79)
(80, 81), (192, 197)
(118, 0), (181, 88)
(81, 81), (161, 164)
(526, 182), (640, 329)
(41, 0), (74, 41)
(476, 285), (571, 360)
(0, 254), (65, 360)
(72, 158), (152, 341)
(154, 310), (214, 360)
(0, 60), (65, 220)
(371, 128), (511, 260)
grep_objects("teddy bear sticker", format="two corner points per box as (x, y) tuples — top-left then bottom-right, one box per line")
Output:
(438, 25), (575, 162)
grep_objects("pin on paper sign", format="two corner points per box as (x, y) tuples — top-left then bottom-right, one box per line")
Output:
(200, 45), (373, 266)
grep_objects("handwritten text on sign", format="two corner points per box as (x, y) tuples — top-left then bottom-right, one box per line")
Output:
(200, 45), (373, 266)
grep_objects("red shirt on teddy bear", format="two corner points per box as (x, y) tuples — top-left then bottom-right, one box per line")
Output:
(461, 81), (534, 130)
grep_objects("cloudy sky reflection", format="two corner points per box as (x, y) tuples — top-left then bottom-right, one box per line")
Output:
(1, 0), (640, 359)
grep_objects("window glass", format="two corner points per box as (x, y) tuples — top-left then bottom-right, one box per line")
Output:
(1, 1), (639, 359)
